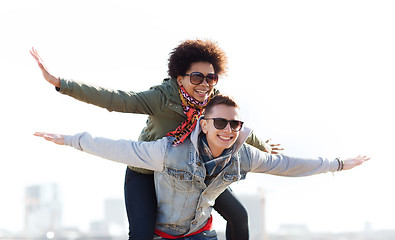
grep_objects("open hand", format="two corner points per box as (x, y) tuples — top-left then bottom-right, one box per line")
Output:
(34, 132), (65, 145)
(342, 155), (370, 170)
(30, 47), (61, 88)
(264, 139), (284, 154)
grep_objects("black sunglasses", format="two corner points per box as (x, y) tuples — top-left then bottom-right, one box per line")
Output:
(204, 117), (244, 132)
(184, 72), (219, 86)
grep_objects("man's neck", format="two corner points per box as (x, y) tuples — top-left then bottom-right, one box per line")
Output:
(207, 141), (224, 158)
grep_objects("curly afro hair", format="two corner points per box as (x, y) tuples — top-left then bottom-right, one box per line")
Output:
(168, 39), (228, 79)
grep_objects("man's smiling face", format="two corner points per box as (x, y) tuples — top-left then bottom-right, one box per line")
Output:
(200, 104), (241, 158)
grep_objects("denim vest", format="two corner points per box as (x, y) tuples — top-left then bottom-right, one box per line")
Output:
(154, 128), (252, 236)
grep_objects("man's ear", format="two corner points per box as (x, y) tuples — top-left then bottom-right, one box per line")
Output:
(200, 119), (208, 134)
(176, 76), (183, 87)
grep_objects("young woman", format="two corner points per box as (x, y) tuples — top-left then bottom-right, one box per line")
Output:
(31, 39), (282, 240)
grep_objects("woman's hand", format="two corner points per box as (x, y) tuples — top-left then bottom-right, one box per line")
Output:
(30, 47), (61, 88)
(264, 139), (284, 154)
(34, 132), (65, 145)
(342, 155), (370, 170)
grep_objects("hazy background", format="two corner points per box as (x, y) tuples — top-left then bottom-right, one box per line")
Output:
(1, 0), (394, 234)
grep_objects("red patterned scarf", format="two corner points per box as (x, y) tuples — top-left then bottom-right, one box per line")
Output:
(166, 86), (212, 146)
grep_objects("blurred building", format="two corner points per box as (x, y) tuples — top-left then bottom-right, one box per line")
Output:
(89, 198), (127, 237)
(24, 183), (62, 238)
(236, 188), (267, 240)
(89, 220), (108, 236)
(104, 198), (127, 236)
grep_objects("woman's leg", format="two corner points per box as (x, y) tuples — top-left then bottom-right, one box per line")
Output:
(213, 188), (249, 240)
(124, 167), (157, 240)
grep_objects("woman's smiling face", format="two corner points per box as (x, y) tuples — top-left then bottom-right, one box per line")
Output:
(177, 62), (216, 102)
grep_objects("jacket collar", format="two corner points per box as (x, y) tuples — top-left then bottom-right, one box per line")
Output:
(190, 116), (252, 156)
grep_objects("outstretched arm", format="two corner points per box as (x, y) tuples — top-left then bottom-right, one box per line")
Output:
(30, 48), (61, 88)
(34, 132), (168, 171)
(30, 48), (166, 115)
(248, 145), (369, 176)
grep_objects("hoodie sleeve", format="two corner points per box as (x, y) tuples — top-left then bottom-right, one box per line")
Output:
(247, 145), (339, 176)
(64, 132), (168, 171)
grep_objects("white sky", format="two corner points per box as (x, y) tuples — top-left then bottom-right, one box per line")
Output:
(1, 0), (394, 234)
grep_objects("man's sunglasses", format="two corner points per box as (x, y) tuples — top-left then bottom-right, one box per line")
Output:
(204, 117), (244, 132)
(184, 72), (219, 86)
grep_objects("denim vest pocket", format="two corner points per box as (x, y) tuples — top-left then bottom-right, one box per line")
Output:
(223, 172), (247, 182)
(165, 167), (194, 192)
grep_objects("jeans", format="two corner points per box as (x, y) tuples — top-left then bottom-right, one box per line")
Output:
(213, 188), (249, 240)
(124, 167), (249, 240)
(153, 230), (217, 240)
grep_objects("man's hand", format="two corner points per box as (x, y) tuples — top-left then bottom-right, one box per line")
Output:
(34, 132), (65, 145)
(342, 155), (370, 170)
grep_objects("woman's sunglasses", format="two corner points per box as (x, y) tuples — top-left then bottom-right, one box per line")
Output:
(184, 72), (219, 86)
(204, 117), (244, 132)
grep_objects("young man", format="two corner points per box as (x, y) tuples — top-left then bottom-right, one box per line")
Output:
(35, 94), (369, 239)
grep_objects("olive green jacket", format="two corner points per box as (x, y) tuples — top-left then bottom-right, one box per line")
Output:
(58, 78), (267, 173)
